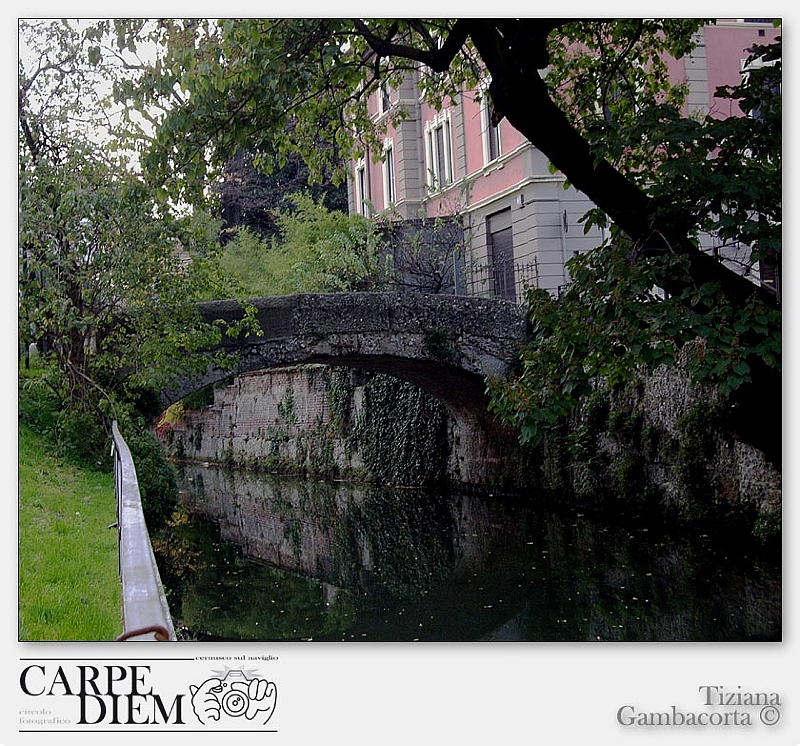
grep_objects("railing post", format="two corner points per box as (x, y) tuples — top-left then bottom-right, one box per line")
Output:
(112, 421), (176, 641)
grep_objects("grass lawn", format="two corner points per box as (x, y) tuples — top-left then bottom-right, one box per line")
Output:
(18, 421), (122, 640)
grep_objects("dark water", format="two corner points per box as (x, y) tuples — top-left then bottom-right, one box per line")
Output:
(154, 463), (781, 642)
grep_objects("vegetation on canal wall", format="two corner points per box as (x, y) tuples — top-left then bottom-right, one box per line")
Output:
(154, 354), (780, 540)
(350, 372), (448, 486)
(515, 347), (781, 540)
(156, 366), (450, 487)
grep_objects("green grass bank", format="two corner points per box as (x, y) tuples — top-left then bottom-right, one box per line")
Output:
(18, 421), (122, 640)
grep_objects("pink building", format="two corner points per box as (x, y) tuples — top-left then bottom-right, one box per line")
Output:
(347, 19), (780, 301)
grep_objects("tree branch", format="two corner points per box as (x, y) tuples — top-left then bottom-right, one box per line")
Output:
(352, 19), (471, 72)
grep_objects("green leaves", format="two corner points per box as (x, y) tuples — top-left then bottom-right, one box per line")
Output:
(218, 193), (391, 296)
(19, 20), (245, 425)
(25, 19), (781, 462)
(487, 238), (781, 447)
(545, 19), (701, 141)
(487, 30), (782, 449)
(94, 19), (479, 205)
(580, 37), (781, 279)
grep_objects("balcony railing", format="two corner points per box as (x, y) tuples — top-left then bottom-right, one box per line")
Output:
(465, 259), (540, 304)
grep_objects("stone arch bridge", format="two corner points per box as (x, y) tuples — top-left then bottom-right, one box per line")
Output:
(162, 292), (530, 412)
(161, 292), (532, 485)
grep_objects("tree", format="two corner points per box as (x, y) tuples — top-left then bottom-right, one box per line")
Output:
(219, 193), (391, 295)
(18, 20), (238, 447)
(97, 18), (781, 465)
(489, 34), (782, 461)
(215, 149), (348, 244)
(376, 207), (469, 295)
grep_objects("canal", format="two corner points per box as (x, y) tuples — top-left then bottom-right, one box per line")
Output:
(153, 462), (781, 642)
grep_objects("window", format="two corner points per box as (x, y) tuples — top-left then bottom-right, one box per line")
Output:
(377, 79), (392, 116)
(424, 112), (454, 190)
(740, 53), (780, 120)
(382, 140), (396, 207)
(486, 119), (501, 162)
(601, 76), (636, 122)
(480, 85), (502, 163)
(355, 158), (369, 216)
(487, 209), (515, 302)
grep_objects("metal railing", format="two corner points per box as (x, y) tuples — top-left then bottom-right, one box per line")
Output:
(464, 260), (540, 304)
(112, 420), (175, 641)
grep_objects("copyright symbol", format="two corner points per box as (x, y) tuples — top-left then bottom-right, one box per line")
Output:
(760, 705), (781, 725)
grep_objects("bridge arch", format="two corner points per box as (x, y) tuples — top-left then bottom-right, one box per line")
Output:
(160, 292), (530, 417)
(158, 292), (531, 486)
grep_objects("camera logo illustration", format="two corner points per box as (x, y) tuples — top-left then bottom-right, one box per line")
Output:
(190, 668), (277, 726)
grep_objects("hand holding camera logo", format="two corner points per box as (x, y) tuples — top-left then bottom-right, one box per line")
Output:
(190, 669), (277, 725)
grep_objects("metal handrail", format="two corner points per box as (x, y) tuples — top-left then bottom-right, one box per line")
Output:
(112, 420), (176, 641)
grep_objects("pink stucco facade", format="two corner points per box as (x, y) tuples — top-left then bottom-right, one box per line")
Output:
(704, 22), (780, 117)
(348, 20), (780, 298)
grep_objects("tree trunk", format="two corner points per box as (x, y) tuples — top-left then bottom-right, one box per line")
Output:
(466, 20), (781, 468)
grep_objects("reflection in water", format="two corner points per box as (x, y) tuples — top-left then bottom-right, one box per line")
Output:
(154, 463), (781, 642)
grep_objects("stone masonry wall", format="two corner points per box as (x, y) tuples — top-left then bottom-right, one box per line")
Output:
(155, 359), (780, 535)
(158, 367), (361, 477)
(540, 350), (782, 536)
